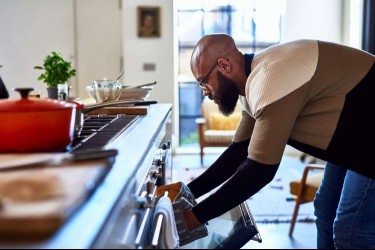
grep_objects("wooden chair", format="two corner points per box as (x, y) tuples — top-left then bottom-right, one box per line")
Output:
(289, 164), (325, 236)
(195, 97), (241, 165)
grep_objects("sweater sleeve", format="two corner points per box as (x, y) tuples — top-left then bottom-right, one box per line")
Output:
(192, 158), (279, 223)
(187, 138), (250, 199)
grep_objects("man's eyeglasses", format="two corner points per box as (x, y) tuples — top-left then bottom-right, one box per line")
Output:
(196, 58), (229, 89)
(197, 61), (218, 89)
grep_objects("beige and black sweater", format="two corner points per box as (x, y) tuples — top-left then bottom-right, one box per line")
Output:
(235, 39), (374, 176)
(189, 40), (375, 224)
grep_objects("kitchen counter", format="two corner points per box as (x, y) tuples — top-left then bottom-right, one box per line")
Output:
(0, 103), (172, 249)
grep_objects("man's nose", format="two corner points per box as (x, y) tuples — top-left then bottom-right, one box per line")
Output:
(203, 88), (210, 96)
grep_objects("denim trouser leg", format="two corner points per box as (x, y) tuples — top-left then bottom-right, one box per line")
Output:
(314, 162), (375, 249)
(333, 169), (375, 249)
(314, 162), (346, 249)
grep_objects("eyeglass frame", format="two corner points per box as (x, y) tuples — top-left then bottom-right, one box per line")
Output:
(196, 58), (229, 89)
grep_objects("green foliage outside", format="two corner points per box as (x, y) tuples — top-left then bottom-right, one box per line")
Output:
(180, 131), (198, 146)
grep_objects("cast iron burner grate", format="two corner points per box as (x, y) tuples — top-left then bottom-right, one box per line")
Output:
(68, 115), (139, 152)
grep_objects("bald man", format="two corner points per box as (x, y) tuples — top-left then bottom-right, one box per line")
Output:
(178, 34), (375, 249)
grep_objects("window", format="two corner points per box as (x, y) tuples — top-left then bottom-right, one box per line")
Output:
(176, 0), (286, 148)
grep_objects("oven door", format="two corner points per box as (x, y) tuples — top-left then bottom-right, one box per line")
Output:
(150, 199), (262, 249)
(176, 202), (262, 249)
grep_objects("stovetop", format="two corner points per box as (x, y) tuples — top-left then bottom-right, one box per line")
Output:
(68, 115), (139, 152)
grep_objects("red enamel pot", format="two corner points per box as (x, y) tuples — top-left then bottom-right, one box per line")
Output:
(0, 88), (77, 153)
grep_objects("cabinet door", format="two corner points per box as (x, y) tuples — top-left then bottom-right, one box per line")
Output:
(0, 0), (75, 98)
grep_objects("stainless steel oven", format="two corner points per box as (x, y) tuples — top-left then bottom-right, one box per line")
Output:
(91, 112), (174, 249)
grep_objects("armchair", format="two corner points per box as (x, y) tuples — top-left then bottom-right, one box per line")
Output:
(195, 97), (241, 165)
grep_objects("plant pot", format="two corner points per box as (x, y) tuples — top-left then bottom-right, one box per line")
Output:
(47, 87), (58, 99)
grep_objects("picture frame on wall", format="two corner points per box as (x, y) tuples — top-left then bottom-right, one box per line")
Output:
(137, 6), (161, 38)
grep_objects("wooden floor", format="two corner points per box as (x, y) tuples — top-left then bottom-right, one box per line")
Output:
(171, 151), (317, 249)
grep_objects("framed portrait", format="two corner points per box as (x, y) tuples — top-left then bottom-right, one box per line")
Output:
(137, 6), (161, 38)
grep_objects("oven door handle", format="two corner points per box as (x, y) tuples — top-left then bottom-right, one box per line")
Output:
(134, 185), (157, 248)
(151, 214), (164, 248)
(150, 191), (169, 248)
(135, 207), (151, 248)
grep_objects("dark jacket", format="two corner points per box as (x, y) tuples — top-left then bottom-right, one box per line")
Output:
(0, 76), (9, 99)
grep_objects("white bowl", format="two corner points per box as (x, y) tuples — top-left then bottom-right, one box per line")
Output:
(119, 87), (153, 100)
(86, 86), (153, 102)
(92, 80), (122, 103)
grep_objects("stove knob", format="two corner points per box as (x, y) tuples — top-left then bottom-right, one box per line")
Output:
(149, 167), (163, 179)
(161, 141), (171, 150)
(154, 159), (162, 167)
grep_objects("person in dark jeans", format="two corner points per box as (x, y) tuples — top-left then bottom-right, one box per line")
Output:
(0, 76), (9, 99)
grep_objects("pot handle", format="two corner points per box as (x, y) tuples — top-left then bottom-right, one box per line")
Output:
(14, 88), (34, 99)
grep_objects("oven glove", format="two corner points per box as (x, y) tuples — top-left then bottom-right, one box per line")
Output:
(172, 197), (208, 246)
(156, 181), (197, 206)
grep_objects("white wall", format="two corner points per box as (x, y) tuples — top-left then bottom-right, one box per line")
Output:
(283, 0), (343, 43)
(122, 0), (178, 149)
(0, 0), (75, 98)
(121, 0), (175, 106)
(75, 0), (122, 99)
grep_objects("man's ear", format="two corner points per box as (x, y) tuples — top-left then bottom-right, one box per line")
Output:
(217, 58), (231, 72)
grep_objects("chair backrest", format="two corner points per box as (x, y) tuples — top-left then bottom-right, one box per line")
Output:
(201, 97), (241, 130)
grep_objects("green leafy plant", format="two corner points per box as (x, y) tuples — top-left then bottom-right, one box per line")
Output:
(34, 51), (76, 88)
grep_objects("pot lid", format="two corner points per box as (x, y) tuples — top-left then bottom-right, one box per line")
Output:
(68, 100), (84, 110)
(0, 88), (76, 112)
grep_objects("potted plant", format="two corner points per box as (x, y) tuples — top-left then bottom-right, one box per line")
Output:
(34, 51), (76, 99)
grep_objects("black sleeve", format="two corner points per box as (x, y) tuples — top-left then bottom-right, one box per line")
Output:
(0, 76), (9, 99)
(187, 138), (250, 199)
(192, 158), (279, 223)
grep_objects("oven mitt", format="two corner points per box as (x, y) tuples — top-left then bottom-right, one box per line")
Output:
(172, 197), (208, 246)
(156, 181), (197, 206)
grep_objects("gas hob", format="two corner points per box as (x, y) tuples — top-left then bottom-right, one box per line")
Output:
(68, 115), (139, 152)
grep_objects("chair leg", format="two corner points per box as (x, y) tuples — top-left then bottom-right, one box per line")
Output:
(289, 198), (302, 236)
(289, 165), (324, 236)
(200, 147), (204, 166)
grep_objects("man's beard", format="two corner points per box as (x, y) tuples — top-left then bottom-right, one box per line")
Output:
(209, 71), (239, 116)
